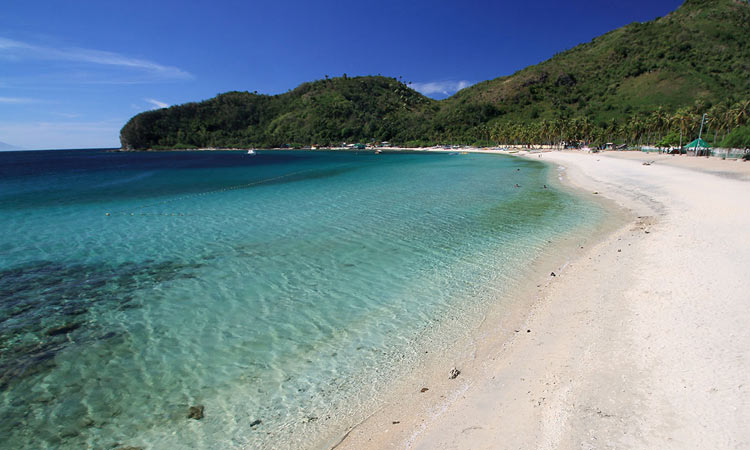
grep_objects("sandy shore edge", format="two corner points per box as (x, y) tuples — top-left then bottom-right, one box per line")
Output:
(333, 150), (750, 449)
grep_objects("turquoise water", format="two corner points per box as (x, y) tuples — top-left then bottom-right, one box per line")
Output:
(0, 149), (603, 449)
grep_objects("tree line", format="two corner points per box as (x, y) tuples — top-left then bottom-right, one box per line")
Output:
(474, 99), (750, 149)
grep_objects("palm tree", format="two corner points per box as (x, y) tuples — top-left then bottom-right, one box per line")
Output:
(706, 113), (720, 145)
(477, 124), (491, 145)
(509, 123), (521, 146)
(651, 107), (669, 143)
(527, 122), (540, 147)
(625, 116), (642, 146)
(553, 117), (569, 148)
(605, 119), (618, 144)
(672, 108), (693, 149)
(523, 123), (533, 146)
(491, 122), (505, 144)
(579, 116), (593, 145)
(590, 126), (605, 148)
(708, 103), (729, 142)
(539, 119), (552, 147)
(730, 100), (750, 128)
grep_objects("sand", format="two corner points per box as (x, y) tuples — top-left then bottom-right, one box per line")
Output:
(334, 150), (750, 450)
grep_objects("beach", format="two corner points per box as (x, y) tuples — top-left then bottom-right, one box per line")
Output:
(2, 148), (748, 448)
(335, 151), (750, 449)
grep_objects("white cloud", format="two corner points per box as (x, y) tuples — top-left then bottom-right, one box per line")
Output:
(0, 96), (37, 104)
(145, 98), (169, 109)
(0, 37), (192, 80)
(410, 80), (473, 97)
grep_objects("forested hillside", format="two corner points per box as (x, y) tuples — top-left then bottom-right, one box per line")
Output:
(121, 0), (750, 150)
(120, 76), (437, 149)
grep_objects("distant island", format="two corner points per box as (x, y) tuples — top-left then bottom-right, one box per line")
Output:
(120, 0), (750, 151)
(0, 141), (24, 151)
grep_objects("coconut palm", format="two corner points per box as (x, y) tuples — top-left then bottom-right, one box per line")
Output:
(625, 116), (645, 146)
(651, 107), (669, 143)
(672, 108), (694, 148)
(538, 119), (552, 146)
(605, 119), (618, 144)
(476, 124), (491, 144)
(579, 116), (593, 145)
(553, 117), (570, 148)
(730, 100), (750, 128)
(491, 122), (504, 144)
(708, 103), (730, 142)
(522, 124), (532, 146)
(705, 113), (721, 145)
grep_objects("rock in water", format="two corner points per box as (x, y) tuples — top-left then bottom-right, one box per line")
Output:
(188, 405), (204, 420)
(449, 368), (461, 379)
(46, 322), (82, 336)
(250, 419), (262, 427)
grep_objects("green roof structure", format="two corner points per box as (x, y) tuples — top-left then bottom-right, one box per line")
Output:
(684, 138), (712, 149)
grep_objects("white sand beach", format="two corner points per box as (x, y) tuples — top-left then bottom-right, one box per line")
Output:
(335, 151), (750, 449)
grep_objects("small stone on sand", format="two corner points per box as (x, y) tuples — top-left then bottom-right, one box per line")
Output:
(188, 405), (204, 420)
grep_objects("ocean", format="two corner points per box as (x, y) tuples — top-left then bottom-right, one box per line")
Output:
(0, 149), (604, 449)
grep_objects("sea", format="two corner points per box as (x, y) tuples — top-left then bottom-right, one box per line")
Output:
(0, 149), (605, 449)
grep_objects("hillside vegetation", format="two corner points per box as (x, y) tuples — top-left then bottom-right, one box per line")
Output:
(121, 0), (750, 150)
(121, 76), (437, 149)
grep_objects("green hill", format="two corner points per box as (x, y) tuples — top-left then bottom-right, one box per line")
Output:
(120, 76), (436, 149)
(442, 0), (750, 125)
(120, 0), (750, 150)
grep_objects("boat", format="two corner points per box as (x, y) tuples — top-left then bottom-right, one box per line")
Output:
(247, 149), (256, 155)
(374, 149), (382, 154)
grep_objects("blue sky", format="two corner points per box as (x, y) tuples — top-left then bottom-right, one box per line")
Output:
(1, 0), (683, 149)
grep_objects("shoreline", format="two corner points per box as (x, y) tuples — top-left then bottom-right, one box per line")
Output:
(332, 150), (750, 449)
(113, 145), (750, 180)
(322, 151), (630, 449)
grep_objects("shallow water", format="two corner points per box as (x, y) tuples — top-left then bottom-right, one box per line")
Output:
(0, 149), (604, 449)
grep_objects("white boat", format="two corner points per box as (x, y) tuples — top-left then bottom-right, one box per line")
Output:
(247, 149), (256, 155)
